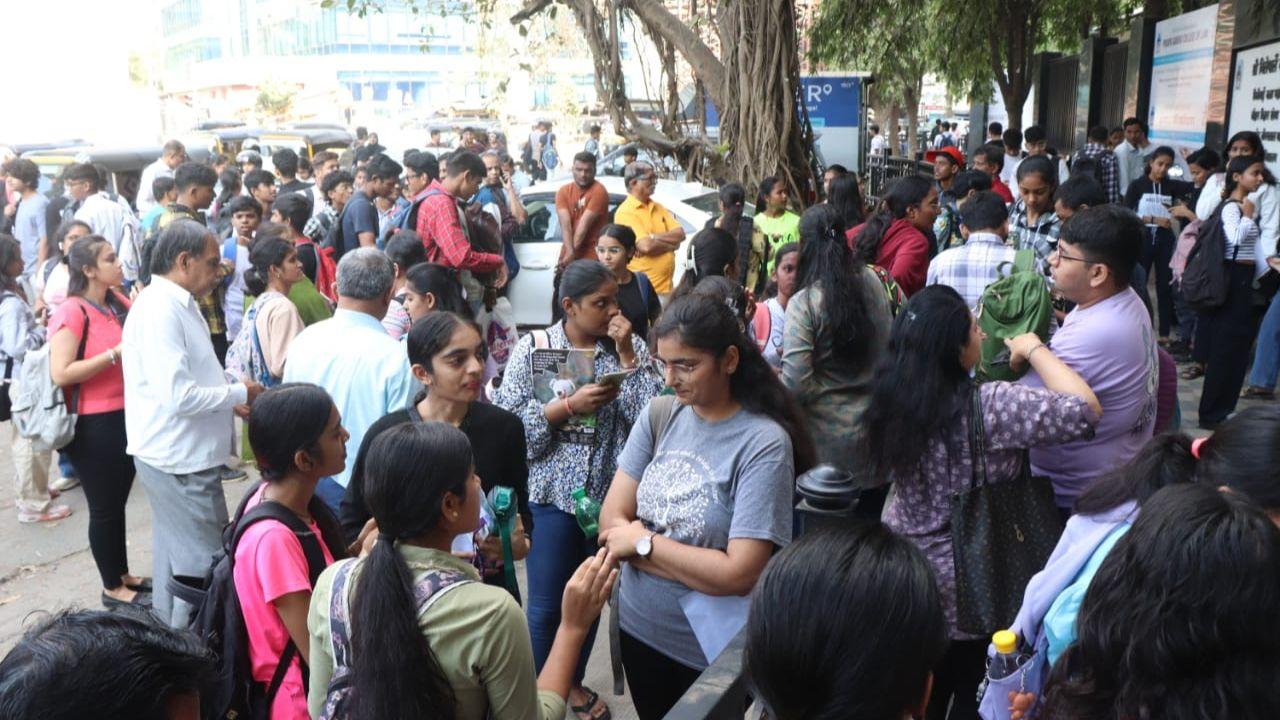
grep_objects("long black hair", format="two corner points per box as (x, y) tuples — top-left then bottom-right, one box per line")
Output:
(65, 235), (130, 320)
(214, 167), (242, 211)
(796, 205), (878, 365)
(243, 236), (295, 297)
(0, 234), (21, 291)
(861, 285), (972, 479)
(1043, 483), (1280, 719)
(852, 175), (932, 265)
(652, 293), (815, 471)
(1223, 154), (1268, 200)
(827, 173), (865, 228)
(247, 383), (335, 481)
(670, 227), (737, 301)
(1141, 145), (1176, 178)
(746, 523), (946, 720)
(406, 311), (485, 371)
(404, 263), (470, 318)
(350, 422), (474, 720)
(719, 182), (747, 225)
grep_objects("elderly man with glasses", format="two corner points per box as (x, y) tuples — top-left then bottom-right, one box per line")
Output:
(615, 161), (686, 301)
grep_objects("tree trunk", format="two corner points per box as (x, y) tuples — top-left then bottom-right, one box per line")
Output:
(904, 81), (920, 161)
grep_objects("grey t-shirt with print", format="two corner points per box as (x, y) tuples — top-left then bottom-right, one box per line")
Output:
(616, 401), (795, 669)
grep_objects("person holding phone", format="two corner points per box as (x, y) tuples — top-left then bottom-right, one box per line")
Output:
(494, 260), (661, 720)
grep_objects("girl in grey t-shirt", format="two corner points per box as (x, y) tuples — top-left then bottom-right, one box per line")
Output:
(599, 293), (814, 720)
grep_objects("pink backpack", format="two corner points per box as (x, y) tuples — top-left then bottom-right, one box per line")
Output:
(1171, 218), (1201, 283)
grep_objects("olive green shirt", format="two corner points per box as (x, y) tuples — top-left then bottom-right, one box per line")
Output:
(307, 546), (565, 720)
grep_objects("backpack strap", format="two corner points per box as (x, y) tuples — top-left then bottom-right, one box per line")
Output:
(751, 303), (772, 349)
(531, 328), (550, 350)
(1012, 248), (1036, 275)
(222, 236), (238, 264)
(635, 272), (654, 316)
(646, 394), (678, 456)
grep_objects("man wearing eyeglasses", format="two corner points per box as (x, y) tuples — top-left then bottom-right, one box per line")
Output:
(617, 161), (685, 301)
(1020, 204), (1157, 516)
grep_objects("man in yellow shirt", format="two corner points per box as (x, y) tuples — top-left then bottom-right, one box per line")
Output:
(616, 161), (686, 297)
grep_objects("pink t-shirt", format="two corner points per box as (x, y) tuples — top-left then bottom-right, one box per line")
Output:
(233, 487), (335, 720)
(48, 293), (131, 415)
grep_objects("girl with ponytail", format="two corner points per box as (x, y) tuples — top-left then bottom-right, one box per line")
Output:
(848, 175), (937, 296)
(307, 422), (617, 720)
(225, 236), (306, 387)
(668, 226), (739, 303)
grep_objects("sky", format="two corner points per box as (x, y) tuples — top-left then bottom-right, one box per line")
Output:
(2, 1), (162, 145)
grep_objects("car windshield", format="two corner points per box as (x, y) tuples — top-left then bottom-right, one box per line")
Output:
(683, 191), (756, 218)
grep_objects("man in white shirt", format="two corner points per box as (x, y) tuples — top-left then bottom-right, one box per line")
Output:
(1000, 128), (1024, 187)
(136, 140), (187, 214)
(66, 163), (139, 257)
(868, 124), (888, 156)
(123, 219), (264, 626)
(283, 248), (416, 511)
(308, 150), (340, 219)
(1115, 117), (1189, 193)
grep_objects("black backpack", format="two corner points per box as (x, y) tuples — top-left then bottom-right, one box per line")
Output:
(169, 485), (344, 720)
(1181, 200), (1236, 312)
(321, 204), (349, 262)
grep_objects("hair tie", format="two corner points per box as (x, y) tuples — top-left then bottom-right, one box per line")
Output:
(1191, 437), (1208, 460)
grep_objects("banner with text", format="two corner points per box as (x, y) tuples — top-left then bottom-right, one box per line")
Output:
(1229, 41), (1280, 176)
(1149, 6), (1218, 152)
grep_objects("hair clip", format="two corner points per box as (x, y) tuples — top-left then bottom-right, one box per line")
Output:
(1191, 437), (1207, 460)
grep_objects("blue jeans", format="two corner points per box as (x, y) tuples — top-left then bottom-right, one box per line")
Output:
(526, 502), (598, 685)
(314, 476), (347, 515)
(1249, 290), (1280, 390)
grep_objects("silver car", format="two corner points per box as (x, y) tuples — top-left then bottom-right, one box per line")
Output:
(507, 176), (725, 327)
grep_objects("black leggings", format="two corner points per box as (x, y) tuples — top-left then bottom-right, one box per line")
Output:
(620, 630), (704, 720)
(927, 639), (987, 720)
(62, 410), (135, 590)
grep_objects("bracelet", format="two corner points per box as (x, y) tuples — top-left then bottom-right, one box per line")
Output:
(563, 395), (575, 416)
(106, 348), (119, 365)
(1026, 343), (1048, 362)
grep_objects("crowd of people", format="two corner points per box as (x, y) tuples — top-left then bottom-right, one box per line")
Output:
(0, 115), (1278, 720)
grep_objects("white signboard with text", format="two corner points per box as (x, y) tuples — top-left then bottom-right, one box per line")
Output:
(1149, 6), (1218, 152)
(1229, 41), (1280, 176)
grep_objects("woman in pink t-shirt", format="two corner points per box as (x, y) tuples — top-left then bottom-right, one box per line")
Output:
(48, 235), (143, 608)
(236, 383), (352, 719)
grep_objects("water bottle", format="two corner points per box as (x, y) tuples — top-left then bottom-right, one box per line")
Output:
(571, 487), (601, 537)
(988, 629), (1021, 680)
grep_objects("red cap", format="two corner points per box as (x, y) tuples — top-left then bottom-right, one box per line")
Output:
(926, 146), (966, 168)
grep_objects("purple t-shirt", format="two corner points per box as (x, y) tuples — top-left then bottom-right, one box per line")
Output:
(1021, 288), (1157, 508)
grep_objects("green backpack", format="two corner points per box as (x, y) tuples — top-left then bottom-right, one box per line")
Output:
(975, 249), (1052, 382)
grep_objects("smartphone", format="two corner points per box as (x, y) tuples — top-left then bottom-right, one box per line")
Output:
(598, 369), (634, 387)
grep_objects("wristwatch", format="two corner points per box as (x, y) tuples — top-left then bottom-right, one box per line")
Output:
(635, 531), (658, 559)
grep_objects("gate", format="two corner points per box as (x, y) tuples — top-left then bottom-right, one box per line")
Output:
(1097, 42), (1129, 131)
(1041, 55), (1079, 153)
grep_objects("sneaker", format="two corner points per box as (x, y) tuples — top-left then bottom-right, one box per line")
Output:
(17, 504), (72, 524)
(50, 475), (81, 492)
(219, 465), (248, 483)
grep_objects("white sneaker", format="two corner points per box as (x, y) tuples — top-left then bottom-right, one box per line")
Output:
(17, 504), (72, 524)
(51, 475), (81, 492)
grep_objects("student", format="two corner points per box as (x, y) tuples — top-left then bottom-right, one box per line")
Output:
(33, 219), (91, 322)
(668, 227), (739, 302)
(339, 312), (532, 595)
(1042, 483), (1280, 719)
(784, 206), (891, 511)
(1008, 155), (1062, 272)
(703, 183), (755, 293)
(140, 176), (177, 240)
(1000, 128), (1024, 187)
(862, 285), (1100, 720)
(971, 144), (1014, 203)
(926, 191), (1017, 310)
(849, 175), (937, 296)
(600, 293), (813, 720)
(826, 174), (865, 235)
(224, 236), (306, 387)
(752, 242), (798, 369)
(308, 422), (618, 720)
(0, 234), (69, 524)
(745, 524), (947, 720)
(401, 261), (471, 325)
(245, 169), (279, 218)
(750, 176), (801, 282)
(224, 195), (271, 344)
(47, 236), (140, 605)
(0, 608), (216, 718)
(595, 224), (660, 340)
(1123, 145), (1194, 344)
(264, 198), (333, 327)
(493, 260), (662, 720)
(1196, 155), (1269, 428)
(380, 230), (429, 340)
(212, 167), (243, 238)
(237, 384), (350, 720)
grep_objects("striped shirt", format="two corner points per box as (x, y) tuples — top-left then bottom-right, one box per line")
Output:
(1221, 200), (1259, 262)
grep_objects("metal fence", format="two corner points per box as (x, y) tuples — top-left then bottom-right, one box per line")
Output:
(1042, 55), (1080, 154)
(1097, 42), (1129, 131)
(865, 155), (934, 205)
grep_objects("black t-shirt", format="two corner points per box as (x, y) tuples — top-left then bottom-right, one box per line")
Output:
(279, 179), (313, 195)
(1123, 176), (1194, 240)
(339, 402), (533, 574)
(617, 272), (661, 340)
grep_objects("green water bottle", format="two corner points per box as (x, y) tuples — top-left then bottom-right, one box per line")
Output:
(571, 487), (601, 537)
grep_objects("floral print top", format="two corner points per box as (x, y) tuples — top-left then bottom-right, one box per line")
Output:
(494, 322), (662, 514)
(882, 381), (1098, 639)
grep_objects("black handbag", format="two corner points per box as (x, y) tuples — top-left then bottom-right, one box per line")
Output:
(951, 387), (1063, 636)
(0, 357), (12, 422)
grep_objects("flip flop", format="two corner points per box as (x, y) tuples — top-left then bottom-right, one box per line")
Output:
(1180, 364), (1205, 380)
(570, 687), (612, 720)
(1241, 386), (1276, 400)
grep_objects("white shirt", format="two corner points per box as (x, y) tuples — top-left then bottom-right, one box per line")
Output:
(870, 135), (887, 155)
(309, 185), (329, 219)
(74, 192), (139, 255)
(123, 275), (247, 474)
(136, 159), (175, 215)
(1197, 175), (1279, 278)
(1000, 154), (1022, 186)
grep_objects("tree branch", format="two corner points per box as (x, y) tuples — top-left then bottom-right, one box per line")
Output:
(619, 0), (726, 107)
(510, 0), (555, 25)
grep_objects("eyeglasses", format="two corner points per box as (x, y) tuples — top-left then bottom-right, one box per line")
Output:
(650, 357), (700, 379)
(1052, 249), (1097, 265)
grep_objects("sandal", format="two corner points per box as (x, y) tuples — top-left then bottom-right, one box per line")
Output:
(570, 687), (612, 720)
(1241, 386), (1276, 400)
(1180, 364), (1205, 380)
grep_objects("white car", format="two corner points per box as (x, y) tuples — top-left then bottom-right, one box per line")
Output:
(507, 176), (724, 327)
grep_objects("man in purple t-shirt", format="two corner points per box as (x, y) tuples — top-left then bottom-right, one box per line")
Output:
(1022, 205), (1158, 510)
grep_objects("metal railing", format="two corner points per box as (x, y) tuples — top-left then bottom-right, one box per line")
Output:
(865, 155), (933, 205)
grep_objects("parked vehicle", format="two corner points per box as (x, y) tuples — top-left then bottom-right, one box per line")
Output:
(508, 175), (725, 327)
(22, 144), (211, 208)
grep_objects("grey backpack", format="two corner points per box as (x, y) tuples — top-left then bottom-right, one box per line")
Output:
(11, 305), (88, 451)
